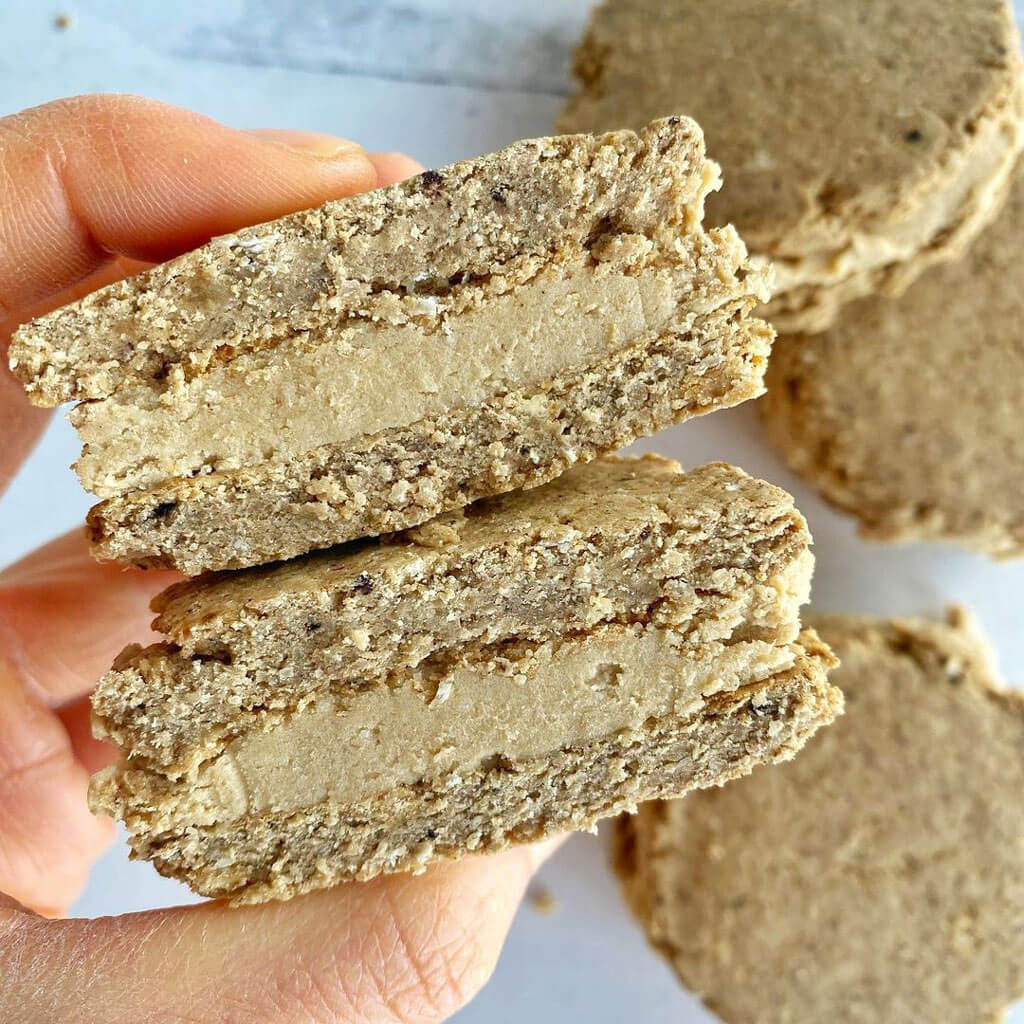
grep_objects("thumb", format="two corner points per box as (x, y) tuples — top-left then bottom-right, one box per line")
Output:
(0, 93), (379, 323)
(246, 130), (425, 186)
(0, 841), (563, 1024)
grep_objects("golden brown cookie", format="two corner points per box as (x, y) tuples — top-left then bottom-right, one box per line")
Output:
(560, 0), (1024, 331)
(90, 456), (840, 903)
(763, 160), (1024, 558)
(617, 609), (1024, 1024)
(10, 118), (773, 573)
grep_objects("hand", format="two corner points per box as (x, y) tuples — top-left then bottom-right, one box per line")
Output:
(0, 95), (558, 1023)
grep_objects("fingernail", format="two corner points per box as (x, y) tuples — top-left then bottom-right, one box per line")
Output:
(245, 128), (364, 160)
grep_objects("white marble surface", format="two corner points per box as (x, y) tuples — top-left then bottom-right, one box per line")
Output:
(1, 2), (1022, 1021)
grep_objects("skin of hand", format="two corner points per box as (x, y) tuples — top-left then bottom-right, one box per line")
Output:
(0, 94), (561, 1024)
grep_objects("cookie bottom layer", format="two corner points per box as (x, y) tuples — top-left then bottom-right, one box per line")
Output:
(91, 632), (839, 904)
(86, 303), (771, 573)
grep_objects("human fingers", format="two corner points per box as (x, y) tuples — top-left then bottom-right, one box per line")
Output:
(368, 150), (426, 184)
(0, 93), (379, 483)
(0, 656), (113, 915)
(0, 529), (178, 706)
(0, 528), (176, 910)
(0, 839), (564, 1024)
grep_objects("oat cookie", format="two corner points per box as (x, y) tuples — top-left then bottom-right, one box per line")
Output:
(560, 0), (1024, 331)
(617, 609), (1024, 1024)
(10, 118), (773, 573)
(90, 456), (839, 903)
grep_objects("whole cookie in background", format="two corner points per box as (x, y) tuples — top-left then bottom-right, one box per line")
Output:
(616, 610), (1024, 1024)
(559, 0), (1024, 332)
(763, 160), (1024, 558)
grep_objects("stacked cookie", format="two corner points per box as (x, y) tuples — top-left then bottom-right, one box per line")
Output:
(90, 458), (838, 902)
(10, 117), (840, 902)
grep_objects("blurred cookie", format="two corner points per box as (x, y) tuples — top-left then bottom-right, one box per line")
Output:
(559, 0), (1024, 331)
(763, 160), (1024, 557)
(617, 609), (1024, 1024)
(614, 606), (1024, 1024)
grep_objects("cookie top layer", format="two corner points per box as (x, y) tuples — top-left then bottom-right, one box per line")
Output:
(561, 0), (1021, 251)
(619, 609), (1024, 1023)
(10, 117), (716, 407)
(762, 159), (1024, 557)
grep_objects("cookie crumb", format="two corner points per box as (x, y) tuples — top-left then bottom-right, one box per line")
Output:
(54, 12), (72, 29)
(528, 885), (559, 915)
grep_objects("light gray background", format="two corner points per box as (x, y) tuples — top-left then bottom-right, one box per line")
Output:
(1, 2), (1022, 1021)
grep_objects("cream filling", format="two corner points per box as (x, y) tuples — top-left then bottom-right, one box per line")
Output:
(72, 249), (733, 498)
(771, 107), (1021, 296)
(176, 626), (798, 826)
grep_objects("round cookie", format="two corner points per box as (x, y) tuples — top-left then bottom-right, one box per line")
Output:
(559, 0), (1024, 331)
(762, 160), (1024, 558)
(616, 610), (1024, 1024)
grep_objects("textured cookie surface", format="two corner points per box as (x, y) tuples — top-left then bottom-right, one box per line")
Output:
(90, 456), (840, 903)
(560, 0), (1023, 331)
(617, 610), (1024, 1024)
(763, 160), (1024, 557)
(10, 118), (773, 572)
(93, 456), (815, 772)
(94, 633), (838, 905)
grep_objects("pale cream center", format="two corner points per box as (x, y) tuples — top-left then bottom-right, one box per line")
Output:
(187, 626), (797, 823)
(74, 255), (692, 497)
